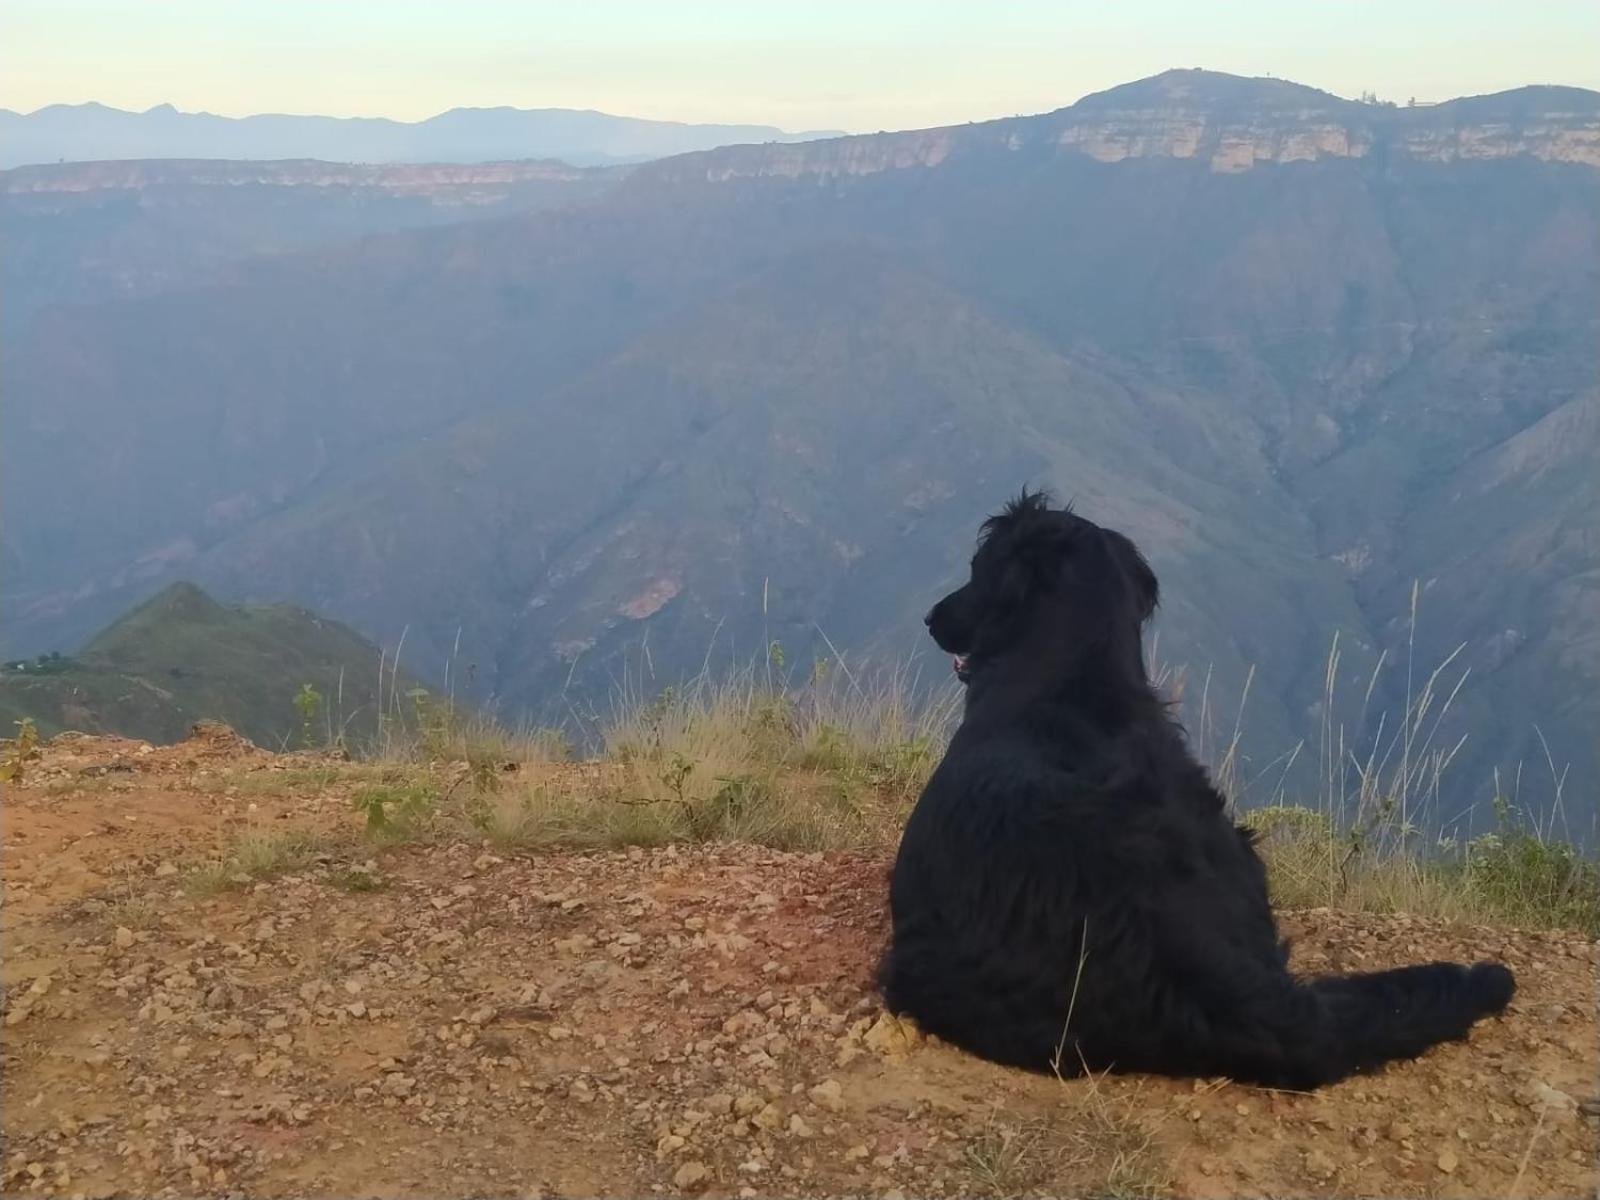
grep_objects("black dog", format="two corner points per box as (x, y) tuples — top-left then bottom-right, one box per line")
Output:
(880, 490), (1514, 1088)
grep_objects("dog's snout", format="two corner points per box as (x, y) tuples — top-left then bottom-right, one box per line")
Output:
(923, 606), (937, 628)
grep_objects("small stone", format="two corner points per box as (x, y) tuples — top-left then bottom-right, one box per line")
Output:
(114, 926), (135, 950)
(733, 1092), (764, 1117)
(788, 1114), (813, 1138)
(1529, 1082), (1577, 1114)
(1436, 1146), (1458, 1175)
(808, 1078), (844, 1112)
(1386, 1120), (1413, 1142)
(1304, 1148), (1337, 1180)
(861, 1012), (921, 1057)
(672, 1161), (709, 1192)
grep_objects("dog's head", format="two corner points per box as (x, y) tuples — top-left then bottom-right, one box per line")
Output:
(925, 489), (1158, 683)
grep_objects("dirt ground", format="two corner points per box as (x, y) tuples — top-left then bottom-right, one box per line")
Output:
(3, 727), (1596, 1199)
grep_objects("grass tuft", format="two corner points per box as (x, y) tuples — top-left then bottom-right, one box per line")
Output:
(963, 1116), (1051, 1195)
(184, 825), (332, 894)
(1248, 803), (1600, 934)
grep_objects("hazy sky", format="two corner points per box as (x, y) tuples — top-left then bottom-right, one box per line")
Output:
(6, 1), (1598, 132)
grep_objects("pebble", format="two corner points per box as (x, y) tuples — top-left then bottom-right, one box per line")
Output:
(808, 1078), (845, 1112)
(1304, 1148), (1337, 1180)
(672, 1161), (709, 1192)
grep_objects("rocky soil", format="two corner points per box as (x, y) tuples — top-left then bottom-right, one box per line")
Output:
(3, 727), (1596, 1198)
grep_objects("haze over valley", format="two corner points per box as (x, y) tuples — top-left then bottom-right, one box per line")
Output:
(5, 69), (1597, 827)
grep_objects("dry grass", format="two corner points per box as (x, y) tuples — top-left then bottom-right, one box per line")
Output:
(963, 1115), (1053, 1195)
(101, 887), (164, 931)
(377, 698), (570, 771)
(221, 762), (386, 795)
(1249, 804), (1600, 934)
(184, 824), (337, 894)
(577, 662), (957, 850)
(960, 1086), (1167, 1200)
(330, 628), (1598, 934)
(456, 770), (896, 853)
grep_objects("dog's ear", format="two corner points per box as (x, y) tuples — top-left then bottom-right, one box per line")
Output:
(967, 531), (1052, 651)
(992, 524), (1081, 604)
(1102, 529), (1159, 623)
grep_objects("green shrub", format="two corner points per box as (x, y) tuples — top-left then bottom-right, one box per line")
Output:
(1453, 828), (1600, 934)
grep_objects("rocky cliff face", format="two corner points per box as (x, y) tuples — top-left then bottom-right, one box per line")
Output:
(2, 157), (617, 202)
(1, 157), (621, 326)
(641, 71), (1600, 185)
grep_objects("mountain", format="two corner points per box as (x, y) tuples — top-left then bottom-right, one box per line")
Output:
(0, 582), (413, 747)
(1, 158), (622, 333)
(0, 101), (841, 169)
(5, 70), (1597, 824)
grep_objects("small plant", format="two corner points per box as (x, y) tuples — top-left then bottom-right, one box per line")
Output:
(352, 781), (440, 840)
(0, 718), (43, 784)
(333, 865), (386, 893)
(963, 1117), (1047, 1195)
(660, 752), (695, 805)
(690, 772), (769, 840)
(408, 687), (452, 755)
(293, 683), (324, 748)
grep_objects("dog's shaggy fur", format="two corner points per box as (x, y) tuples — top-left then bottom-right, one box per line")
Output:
(880, 490), (1514, 1088)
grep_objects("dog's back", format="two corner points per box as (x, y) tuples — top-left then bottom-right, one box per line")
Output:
(883, 704), (1283, 1074)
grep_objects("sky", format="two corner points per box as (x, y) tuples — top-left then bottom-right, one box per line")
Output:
(5, 1), (1599, 133)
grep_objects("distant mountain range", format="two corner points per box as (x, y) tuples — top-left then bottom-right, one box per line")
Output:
(5, 70), (1597, 828)
(0, 101), (841, 169)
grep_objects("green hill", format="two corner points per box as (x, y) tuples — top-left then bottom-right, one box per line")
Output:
(0, 582), (411, 747)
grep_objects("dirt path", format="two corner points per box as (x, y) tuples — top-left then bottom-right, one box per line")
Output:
(3, 730), (1596, 1198)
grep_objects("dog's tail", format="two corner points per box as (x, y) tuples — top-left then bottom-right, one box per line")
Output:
(1304, 960), (1515, 1076)
(1204, 960), (1515, 1088)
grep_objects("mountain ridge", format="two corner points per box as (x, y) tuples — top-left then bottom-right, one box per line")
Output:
(0, 581), (418, 747)
(0, 99), (842, 169)
(636, 69), (1600, 185)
